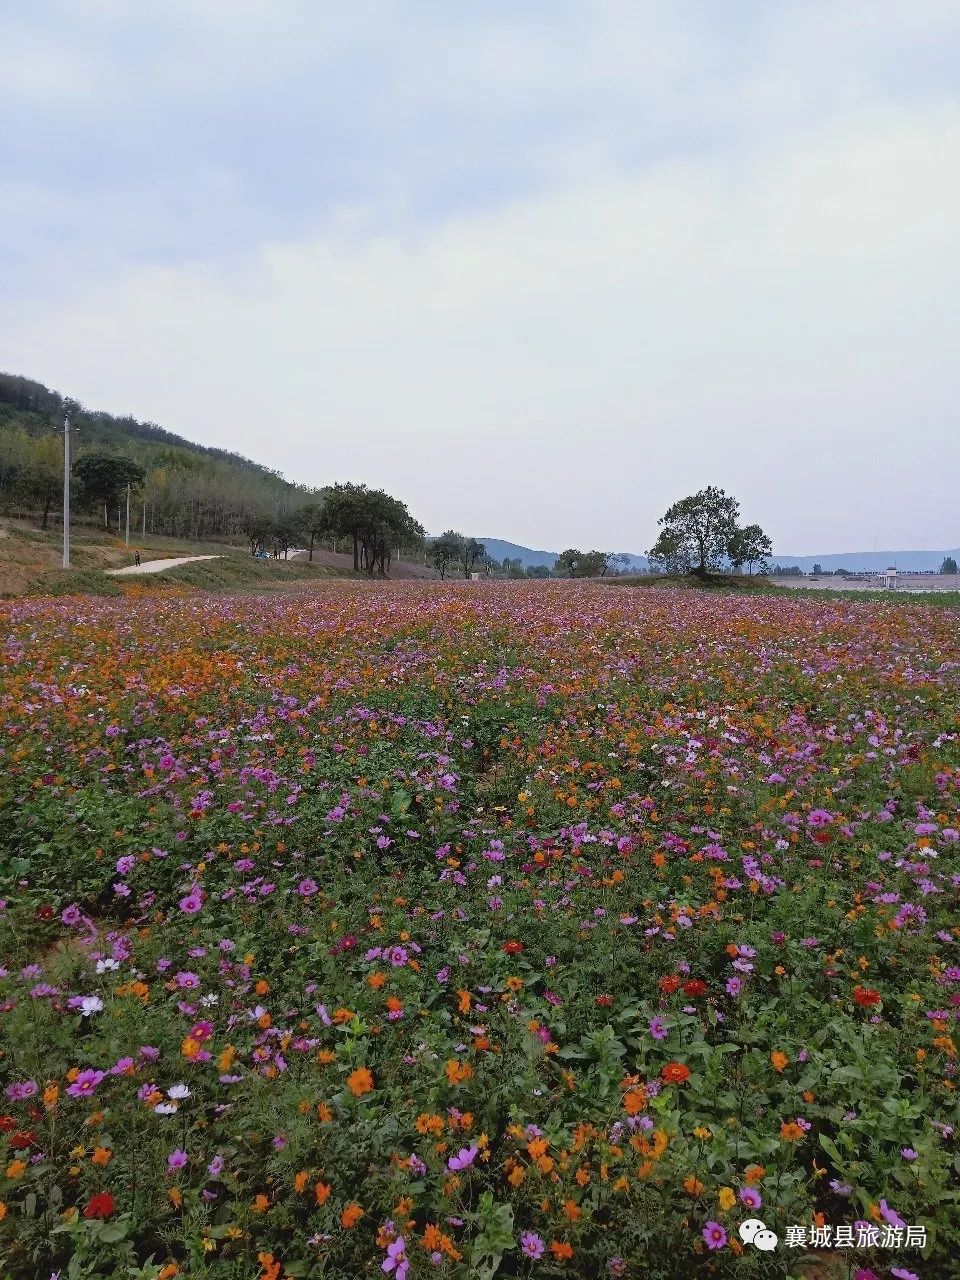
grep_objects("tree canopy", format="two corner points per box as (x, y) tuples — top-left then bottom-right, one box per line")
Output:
(648, 487), (771, 576)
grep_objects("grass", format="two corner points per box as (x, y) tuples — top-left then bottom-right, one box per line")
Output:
(603, 572), (785, 593)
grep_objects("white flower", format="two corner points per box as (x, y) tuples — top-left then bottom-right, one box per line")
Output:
(167, 1084), (191, 1100)
(79, 995), (104, 1016)
(96, 959), (120, 974)
(199, 993), (219, 1007)
(154, 1102), (178, 1115)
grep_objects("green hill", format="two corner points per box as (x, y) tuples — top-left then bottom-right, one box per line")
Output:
(0, 371), (304, 540)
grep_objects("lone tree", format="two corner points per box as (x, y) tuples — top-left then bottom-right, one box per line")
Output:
(431, 531), (463, 580)
(461, 537), (486, 578)
(648, 487), (770, 577)
(73, 451), (145, 528)
(940, 556), (958, 575)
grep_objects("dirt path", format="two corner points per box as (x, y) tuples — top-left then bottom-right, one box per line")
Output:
(106, 555), (222, 576)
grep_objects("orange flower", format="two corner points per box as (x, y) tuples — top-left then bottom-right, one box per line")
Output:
(445, 1059), (473, 1086)
(91, 1147), (112, 1166)
(683, 1175), (705, 1197)
(251, 1193), (270, 1213)
(770, 1050), (789, 1072)
(294, 1170), (309, 1193)
(257, 1253), (281, 1280)
(623, 1086), (646, 1116)
(341, 1201), (364, 1228)
(780, 1122), (805, 1142)
(416, 1112), (445, 1136)
(346, 1066), (374, 1097)
(457, 989), (472, 1014)
(315, 1182), (332, 1206)
(660, 1061), (691, 1085)
(549, 1241), (574, 1260)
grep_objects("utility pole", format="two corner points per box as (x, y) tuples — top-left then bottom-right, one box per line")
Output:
(142, 499), (147, 538)
(125, 484), (131, 546)
(62, 407), (71, 569)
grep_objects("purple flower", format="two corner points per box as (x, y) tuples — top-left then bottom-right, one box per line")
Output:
(61, 905), (81, 926)
(739, 1186), (761, 1209)
(208, 1155), (225, 1177)
(878, 1199), (905, 1228)
(702, 1221), (727, 1250)
(446, 1143), (478, 1171)
(900, 1147), (918, 1161)
(167, 1149), (188, 1171)
(520, 1232), (545, 1259)
(67, 1069), (104, 1099)
(382, 1236), (408, 1280)
(297, 878), (318, 897)
(179, 890), (203, 915)
(5, 1080), (38, 1101)
(648, 1016), (668, 1040)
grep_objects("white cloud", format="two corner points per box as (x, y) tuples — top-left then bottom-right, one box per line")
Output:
(6, 100), (958, 552)
(2, 1), (960, 551)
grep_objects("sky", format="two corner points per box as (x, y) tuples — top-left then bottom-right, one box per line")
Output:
(1, 1), (959, 554)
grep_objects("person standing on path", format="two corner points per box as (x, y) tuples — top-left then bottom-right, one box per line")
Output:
(134, 550), (141, 566)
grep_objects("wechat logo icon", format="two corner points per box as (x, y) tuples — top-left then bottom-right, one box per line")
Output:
(739, 1219), (779, 1252)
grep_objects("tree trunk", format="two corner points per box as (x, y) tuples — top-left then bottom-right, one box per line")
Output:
(309, 531), (315, 561)
(41, 493), (51, 530)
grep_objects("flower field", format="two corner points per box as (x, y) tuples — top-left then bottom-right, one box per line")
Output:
(1, 581), (959, 1280)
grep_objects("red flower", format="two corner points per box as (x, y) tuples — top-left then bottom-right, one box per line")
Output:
(36, 905), (54, 921)
(853, 985), (881, 1007)
(9, 1131), (35, 1149)
(595, 994), (613, 1007)
(681, 979), (707, 998)
(661, 1061), (691, 1085)
(658, 976), (681, 995)
(503, 941), (524, 955)
(0, 1116), (14, 1132)
(84, 1192), (115, 1219)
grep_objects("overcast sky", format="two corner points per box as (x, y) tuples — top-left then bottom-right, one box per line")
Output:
(2, 2), (958, 553)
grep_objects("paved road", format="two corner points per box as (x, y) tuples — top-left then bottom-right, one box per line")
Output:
(106, 555), (222, 576)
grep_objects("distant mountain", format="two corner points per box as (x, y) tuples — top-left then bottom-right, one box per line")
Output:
(477, 537), (959, 575)
(770, 550), (960, 573)
(478, 538), (650, 571)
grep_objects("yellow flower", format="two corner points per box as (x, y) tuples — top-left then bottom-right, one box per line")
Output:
(718, 1186), (737, 1211)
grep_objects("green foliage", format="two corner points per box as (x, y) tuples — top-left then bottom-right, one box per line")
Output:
(649, 487), (771, 576)
(554, 548), (609, 577)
